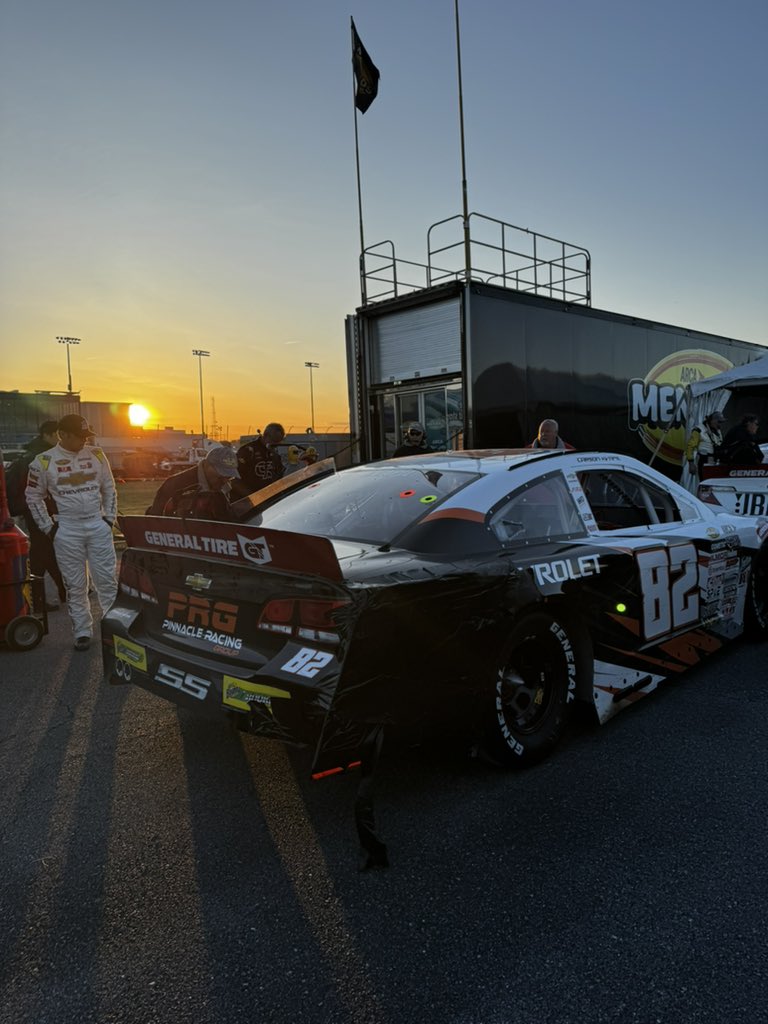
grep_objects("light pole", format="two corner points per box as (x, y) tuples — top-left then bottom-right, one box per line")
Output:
(304, 361), (319, 432)
(56, 336), (80, 393)
(192, 349), (210, 440)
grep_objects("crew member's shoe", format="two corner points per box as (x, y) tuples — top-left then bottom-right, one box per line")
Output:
(74, 636), (91, 651)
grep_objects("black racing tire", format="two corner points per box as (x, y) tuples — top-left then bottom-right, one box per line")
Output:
(483, 612), (579, 767)
(745, 547), (768, 639)
(5, 615), (44, 651)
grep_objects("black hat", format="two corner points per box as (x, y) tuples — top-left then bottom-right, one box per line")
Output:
(39, 420), (59, 435)
(57, 414), (91, 437)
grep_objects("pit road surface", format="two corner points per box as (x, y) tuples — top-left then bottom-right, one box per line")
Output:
(1, 608), (766, 1024)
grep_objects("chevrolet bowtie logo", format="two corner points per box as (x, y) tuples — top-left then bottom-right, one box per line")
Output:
(185, 573), (212, 591)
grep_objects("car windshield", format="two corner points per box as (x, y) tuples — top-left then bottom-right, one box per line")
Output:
(246, 464), (478, 543)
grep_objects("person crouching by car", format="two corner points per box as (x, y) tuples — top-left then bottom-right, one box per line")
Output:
(147, 445), (240, 519)
(24, 414), (118, 652)
(393, 422), (434, 458)
(685, 410), (726, 477)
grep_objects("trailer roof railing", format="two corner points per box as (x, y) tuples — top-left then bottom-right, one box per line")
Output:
(360, 213), (591, 307)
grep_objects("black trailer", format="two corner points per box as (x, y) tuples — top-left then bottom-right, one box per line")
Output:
(345, 213), (766, 477)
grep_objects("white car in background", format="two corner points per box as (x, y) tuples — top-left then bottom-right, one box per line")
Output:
(698, 450), (768, 518)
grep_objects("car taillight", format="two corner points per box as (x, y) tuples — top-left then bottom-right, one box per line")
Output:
(118, 559), (159, 604)
(698, 486), (722, 507)
(258, 597), (350, 645)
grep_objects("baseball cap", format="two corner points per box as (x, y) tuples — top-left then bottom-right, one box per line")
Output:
(57, 414), (91, 437)
(708, 410), (726, 422)
(205, 445), (240, 478)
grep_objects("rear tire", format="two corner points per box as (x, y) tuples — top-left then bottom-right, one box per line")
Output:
(5, 615), (44, 651)
(483, 612), (579, 767)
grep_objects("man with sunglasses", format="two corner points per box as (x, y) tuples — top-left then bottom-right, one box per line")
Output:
(393, 422), (434, 458)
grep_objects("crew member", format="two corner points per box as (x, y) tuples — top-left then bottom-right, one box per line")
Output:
(527, 419), (574, 450)
(720, 415), (764, 465)
(685, 410), (725, 477)
(25, 414), (118, 651)
(393, 422), (434, 458)
(5, 420), (66, 609)
(232, 422), (285, 497)
(147, 444), (240, 519)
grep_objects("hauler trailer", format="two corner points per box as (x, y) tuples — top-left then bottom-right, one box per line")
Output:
(345, 213), (766, 477)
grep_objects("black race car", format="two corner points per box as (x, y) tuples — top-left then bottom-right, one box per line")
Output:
(104, 450), (768, 780)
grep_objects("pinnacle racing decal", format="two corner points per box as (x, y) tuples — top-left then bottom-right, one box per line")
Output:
(222, 677), (291, 712)
(236, 533), (272, 564)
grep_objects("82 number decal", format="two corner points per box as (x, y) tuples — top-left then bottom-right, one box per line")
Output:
(637, 542), (700, 640)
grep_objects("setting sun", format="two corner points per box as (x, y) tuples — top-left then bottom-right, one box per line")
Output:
(128, 403), (150, 426)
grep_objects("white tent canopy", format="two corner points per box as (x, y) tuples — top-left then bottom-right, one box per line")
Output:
(664, 353), (768, 491)
(688, 353), (768, 399)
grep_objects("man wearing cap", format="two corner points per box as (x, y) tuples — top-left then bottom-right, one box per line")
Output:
(393, 422), (435, 458)
(685, 410), (726, 477)
(25, 414), (118, 651)
(147, 444), (240, 519)
(232, 422), (286, 497)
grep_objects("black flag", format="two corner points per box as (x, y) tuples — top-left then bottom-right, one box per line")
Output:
(351, 19), (380, 113)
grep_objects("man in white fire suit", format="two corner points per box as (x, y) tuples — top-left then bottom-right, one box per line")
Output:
(25, 414), (118, 651)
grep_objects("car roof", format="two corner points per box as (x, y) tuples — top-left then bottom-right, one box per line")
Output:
(377, 449), (629, 474)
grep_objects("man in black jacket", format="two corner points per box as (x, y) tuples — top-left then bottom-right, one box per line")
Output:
(147, 445), (240, 519)
(393, 422), (434, 458)
(7, 421), (66, 608)
(721, 415), (764, 465)
(232, 423), (285, 498)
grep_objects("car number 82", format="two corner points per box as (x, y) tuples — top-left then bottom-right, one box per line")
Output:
(636, 542), (699, 641)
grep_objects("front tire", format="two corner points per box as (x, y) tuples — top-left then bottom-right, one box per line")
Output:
(483, 612), (579, 767)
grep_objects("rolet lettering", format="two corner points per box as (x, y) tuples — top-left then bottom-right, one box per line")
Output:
(532, 554), (601, 587)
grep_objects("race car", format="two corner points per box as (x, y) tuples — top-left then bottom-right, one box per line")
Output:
(103, 450), (768, 776)
(697, 442), (768, 519)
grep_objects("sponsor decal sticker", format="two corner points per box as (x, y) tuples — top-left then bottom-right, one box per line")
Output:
(114, 636), (147, 672)
(627, 349), (732, 465)
(222, 677), (291, 712)
(531, 554), (601, 586)
(236, 533), (272, 564)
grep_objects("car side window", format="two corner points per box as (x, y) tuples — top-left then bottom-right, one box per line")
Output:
(489, 473), (586, 545)
(577, 470), (683, 530)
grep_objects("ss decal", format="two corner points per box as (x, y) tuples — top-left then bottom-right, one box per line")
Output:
(637, 542), (700, 641)
(281, 647), (334, 679)
(155, 663), (211, 701)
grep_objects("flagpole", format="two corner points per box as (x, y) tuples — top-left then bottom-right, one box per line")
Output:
(454, 0), (471, 282)
(351, 18), (367, 304)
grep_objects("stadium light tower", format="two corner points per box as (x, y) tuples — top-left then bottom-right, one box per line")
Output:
(304, 361), (319, 432)
(192, 349), (210, 439)
(56, 336), (80, 393)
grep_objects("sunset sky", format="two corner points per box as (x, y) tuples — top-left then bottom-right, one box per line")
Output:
(1, 0), (766, 438)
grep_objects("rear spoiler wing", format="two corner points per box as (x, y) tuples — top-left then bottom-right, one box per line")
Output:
(118, 515), (343, 581)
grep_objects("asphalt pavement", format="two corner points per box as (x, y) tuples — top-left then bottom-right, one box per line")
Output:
(1, 606), (766, 1024)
